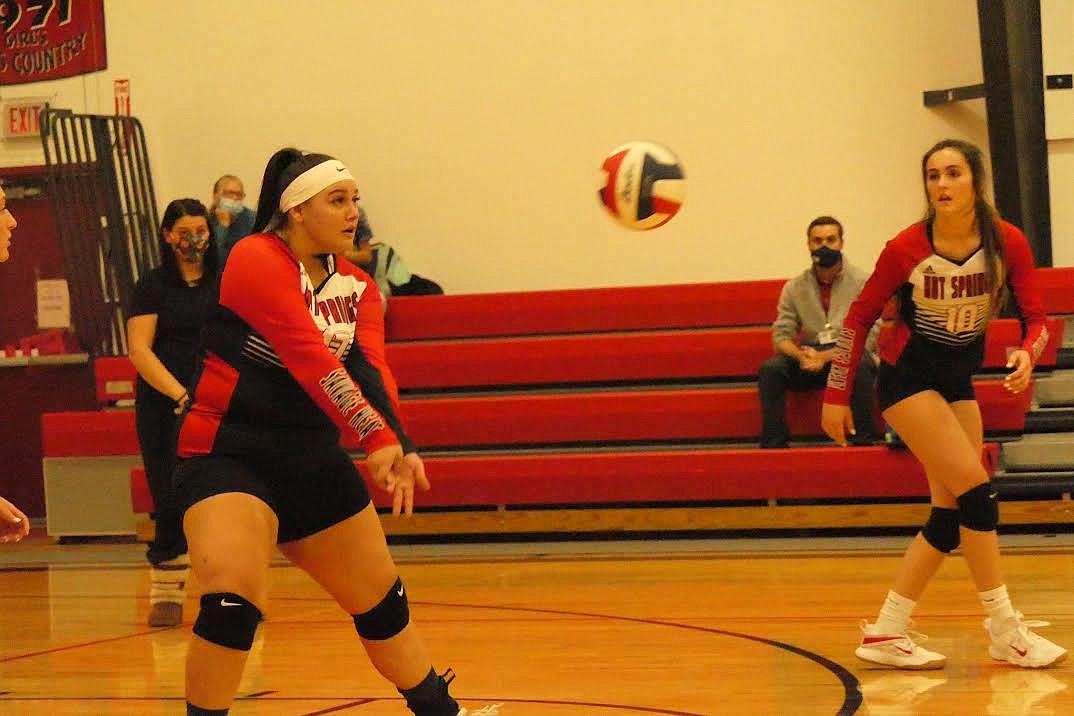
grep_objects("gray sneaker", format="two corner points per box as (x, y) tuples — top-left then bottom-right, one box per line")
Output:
(147, 601), (182, 627)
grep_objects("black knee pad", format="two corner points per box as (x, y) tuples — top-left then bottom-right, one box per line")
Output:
(353, 577), (410, 641)
(193, 592), (262, 651)
(957, 482), (999, 532)
(921, 506), (960, 552)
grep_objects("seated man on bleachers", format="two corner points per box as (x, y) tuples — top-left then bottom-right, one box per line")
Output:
(758, 215), (878, 448)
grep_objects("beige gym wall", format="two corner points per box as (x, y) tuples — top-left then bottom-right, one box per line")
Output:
(1, 1), (992, 293)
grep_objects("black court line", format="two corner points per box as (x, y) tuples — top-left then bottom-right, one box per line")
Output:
(300, 699), (375, 715)
(0, 601), (861, 714)
(302, 698), (701, 715)
(0, 695), (699, 715)
(0, 626), (183, 663)
(417, 601), (863, 716)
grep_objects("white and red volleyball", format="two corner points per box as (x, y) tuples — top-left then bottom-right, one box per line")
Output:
(598, 141), (685, 230)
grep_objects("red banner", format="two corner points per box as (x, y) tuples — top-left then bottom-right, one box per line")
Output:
(0, 0), (107, 86)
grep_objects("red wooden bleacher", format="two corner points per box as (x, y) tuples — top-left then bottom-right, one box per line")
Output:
(385, 270), (1073, 341)
(48, 271), (1072, 535)
(91, 312), (1067, 401)
(94, 356), (138, 404)
(122, 379), (1025, 514)
(387, 317), (1063, 390)
(384, 280), (787, 341)
(1036, 267), (1074, 315)
(47, 377), (1029, 461)
(132, 444), (1000, 514)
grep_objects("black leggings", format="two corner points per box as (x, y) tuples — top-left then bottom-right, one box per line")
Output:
(135, 391), (187, 565)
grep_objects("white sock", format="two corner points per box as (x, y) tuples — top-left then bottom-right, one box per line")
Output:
(980, 585), (1018, 634)
(874, 590), (916, 634)
(150, 554), (189, 605)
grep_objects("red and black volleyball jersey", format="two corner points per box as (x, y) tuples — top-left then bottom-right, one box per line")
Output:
(825, 219), (1048, 406)
(177, 233), (409, 458)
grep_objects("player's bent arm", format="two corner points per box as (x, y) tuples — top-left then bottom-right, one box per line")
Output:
(221, 239), (399, 454)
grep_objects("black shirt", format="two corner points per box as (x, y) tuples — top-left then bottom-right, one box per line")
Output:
(130, 266), (212, 399)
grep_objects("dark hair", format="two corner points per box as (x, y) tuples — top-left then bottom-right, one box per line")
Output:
(253, 147), (335, 233)
(354, 207), (374, 246)
(159, 198), (217, 279)
(921, 138), (1006, 310)
(806, 215), (843, 239)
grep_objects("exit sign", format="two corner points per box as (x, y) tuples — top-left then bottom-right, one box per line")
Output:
(3, 101), (48, 139)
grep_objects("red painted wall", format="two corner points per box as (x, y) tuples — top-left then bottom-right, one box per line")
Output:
(1, 165), (95, 517)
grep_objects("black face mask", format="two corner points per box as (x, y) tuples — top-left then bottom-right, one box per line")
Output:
(811, 246), (842, 269)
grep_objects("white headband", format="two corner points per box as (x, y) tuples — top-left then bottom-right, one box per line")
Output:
(279, 159), (355, 213)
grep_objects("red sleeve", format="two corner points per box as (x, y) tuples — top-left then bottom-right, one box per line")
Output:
(339, 257), (402, 412)
(220, 236), (399, 453)
(1000, 221), (1050, 363)
(825, 228), (919, 405)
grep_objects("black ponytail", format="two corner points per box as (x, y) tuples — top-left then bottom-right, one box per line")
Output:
(253, 147), (336, 233)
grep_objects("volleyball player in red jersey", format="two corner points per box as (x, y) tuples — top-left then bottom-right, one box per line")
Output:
(0, 182), (30, 544)
(175, 148), (499, 716)
(822, 139), (1066, 670)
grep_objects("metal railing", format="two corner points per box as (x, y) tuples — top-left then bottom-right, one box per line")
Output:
(39, 108), (160, 357)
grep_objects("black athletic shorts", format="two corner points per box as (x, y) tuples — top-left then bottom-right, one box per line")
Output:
(876, 336), (983, 413)
(174, 443), (371, 543)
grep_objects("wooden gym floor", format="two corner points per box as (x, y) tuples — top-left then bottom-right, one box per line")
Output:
(2, 531), (1073, 715)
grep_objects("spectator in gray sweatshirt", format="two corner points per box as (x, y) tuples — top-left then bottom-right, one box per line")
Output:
(758, 215), (878, 448)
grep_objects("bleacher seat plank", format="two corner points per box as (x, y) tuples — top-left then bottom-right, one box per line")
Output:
(89, 318), (1065, 400)
(385, 280), (786, 341)
(93, 356), (137, 404)
(393, 380), (1027, 448)
(41, 410), (140, 457)
(377, 498), (1074, 536)
(51, 379), (1024, 463)
(137, 498), (1074, 538)
(132, 444), (998, 514)
(46, 375), (1026, 465)
(387, 318), (1064, 390)
(1037, 267), (1074, 314)
(360, 445), (997, 507)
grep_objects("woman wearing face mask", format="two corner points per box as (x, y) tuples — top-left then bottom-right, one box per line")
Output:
(822, 139), (1065, 670)
(127, 198), (218, 627)
(209, 174), (256, 267)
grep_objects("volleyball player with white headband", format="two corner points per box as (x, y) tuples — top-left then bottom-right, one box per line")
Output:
(174, 148), (499, 716)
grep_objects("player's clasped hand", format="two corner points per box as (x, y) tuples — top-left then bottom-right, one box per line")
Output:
(821, 402), (856, 447)
(367, 445), (431, 516)
(0, 497), (29, 543)
(1004, 349), (1032, 394)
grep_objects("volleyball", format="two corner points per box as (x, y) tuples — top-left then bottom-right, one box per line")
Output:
(598, 141), (686, 230)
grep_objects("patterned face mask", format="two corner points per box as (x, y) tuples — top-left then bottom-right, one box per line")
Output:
(174, 230), (210, 262)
